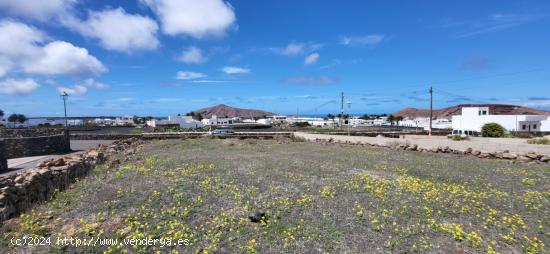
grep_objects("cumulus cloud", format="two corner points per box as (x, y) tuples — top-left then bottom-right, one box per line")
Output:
(284, 76), (338, 85)
(0, 78), (39, 95)
(0, 20), (106, 77)
(222, 66), (250, 75)
(24, 41), (106, 76)
(57, 85), (87, 96)
(304, 52), (320, 65)
(339, 34), (385, 47)
(0, 0), (75, 22)
(141, 0), (236, 38)
(178, 46), (207, 64)
(176, 71), (207, 80)
(65, 8), (159, 52)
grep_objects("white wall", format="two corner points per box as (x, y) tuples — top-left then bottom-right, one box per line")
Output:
(452, 107), (549, 132)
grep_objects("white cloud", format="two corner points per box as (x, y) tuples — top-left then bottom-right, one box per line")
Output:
(222, 66), (250, 75)
(176, 71), (207, 80)
(0, 20), (106, 77)
(304, 52), (320, 65)
(64, 8), (159, 52)
(0, 78), (39, 95)
(57, 85), (87, 96)
(80, 78), (109, 89)
(141, 0), (236, 38)
(55, 78), (109, 96)
(270, 42), (323, 56)
(24, 41), (106, 76)
(0, 0), (75, 22)
(339, 34), (385, 47)
(280, 43), (305, 56)
(178, 46), (207, 64)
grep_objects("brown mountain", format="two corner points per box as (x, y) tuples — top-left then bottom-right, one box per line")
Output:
(193, 104), (275, 118)
(394, 104), (550, 119)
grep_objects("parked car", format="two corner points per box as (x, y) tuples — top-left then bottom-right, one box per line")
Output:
(209, 128), (235, 137)
(448, 129), (479, 138)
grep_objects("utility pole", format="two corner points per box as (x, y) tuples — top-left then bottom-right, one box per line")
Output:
(347, 100), (352, 136)
(340, 92), (344, 130)
(60, 91), (69, 128)
(429, 86), (433, 136)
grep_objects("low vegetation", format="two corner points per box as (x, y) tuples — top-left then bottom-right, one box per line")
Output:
(482, 123), (507, 138)
(1, 139), (548, 253)
(527, 138), (550, 145)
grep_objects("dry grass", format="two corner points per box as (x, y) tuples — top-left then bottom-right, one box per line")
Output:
(1, 138), (549, 253)
(527, 138), (550, 145)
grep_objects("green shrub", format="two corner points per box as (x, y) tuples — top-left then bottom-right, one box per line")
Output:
(451, 135), (469, 141)
(481, 123), (506, 138)
(527, 138), (550, 145)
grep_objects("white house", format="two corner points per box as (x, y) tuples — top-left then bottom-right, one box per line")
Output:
(201, 115), (235, 126)
(452, 106), (550, 133)
(147, 116), (203, 129)
(94, 118), (114, 126)
(399, 117), (452, 130)
(115, 116), (134, 126)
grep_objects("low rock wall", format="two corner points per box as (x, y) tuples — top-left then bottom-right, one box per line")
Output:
(0, 138), (140, 222)
(312, 138), (550, 164)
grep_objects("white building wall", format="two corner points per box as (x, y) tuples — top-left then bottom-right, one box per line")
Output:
(452, 107), (550, 132)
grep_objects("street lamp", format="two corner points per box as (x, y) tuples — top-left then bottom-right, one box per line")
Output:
(60, 91), (69, 127)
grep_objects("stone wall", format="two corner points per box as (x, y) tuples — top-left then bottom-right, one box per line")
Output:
(0, 139), (141, 222)
(0, 128), (66, 138)
(0, 147), (6, 171)
(1, 131), (70, 159)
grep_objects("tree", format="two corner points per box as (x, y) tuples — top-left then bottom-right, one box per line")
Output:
(387, 115), (396, 125)
(481, 123), (506, 137)
(8, 114), (17, 124)
(326, 114), (335, 120)
(0, 109), (4, 118)
(394, 116), (404, 125)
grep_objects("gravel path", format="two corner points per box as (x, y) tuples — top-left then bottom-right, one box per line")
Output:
(295, 132), (550, 156)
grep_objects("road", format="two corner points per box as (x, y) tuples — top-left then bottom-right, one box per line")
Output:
(295, 132), (550, 156)
(2, 140), (113, 176)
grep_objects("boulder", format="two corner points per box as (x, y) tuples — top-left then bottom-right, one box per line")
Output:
(464, 148), (473, 154)
(501, 153), (518, 160)
(248, 211), (267, 223)
(525, 153), (541, 160)
(517, 156), (532, 163)
(539, 156), (550, 163)
(471, 150), (481, 156)
(14, 176), (25, 184)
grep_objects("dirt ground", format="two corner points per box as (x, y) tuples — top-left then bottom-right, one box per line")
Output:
(1, 138), (548, 253)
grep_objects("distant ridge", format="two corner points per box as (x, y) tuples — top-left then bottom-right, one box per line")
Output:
(193, 104), (275, 118)
(394, 104), (550, 119)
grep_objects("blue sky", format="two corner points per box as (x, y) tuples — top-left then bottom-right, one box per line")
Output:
(0, 0), (549, 117)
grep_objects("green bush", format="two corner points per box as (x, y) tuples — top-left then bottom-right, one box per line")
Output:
(451, 135), (469, 141)
(481, 123), (506, 138)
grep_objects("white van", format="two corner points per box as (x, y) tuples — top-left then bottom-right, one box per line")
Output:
(450, 129), (479, 137)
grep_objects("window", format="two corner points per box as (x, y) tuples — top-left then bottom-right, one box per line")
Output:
(533, 124), (537, 129)
(522, 125), (527, 130)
